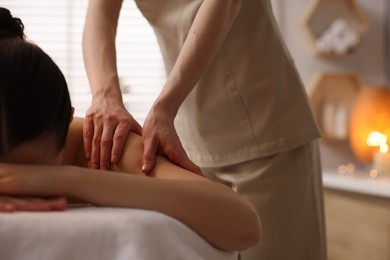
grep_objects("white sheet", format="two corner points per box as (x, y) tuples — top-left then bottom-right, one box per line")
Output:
(0, 206), (238, 260)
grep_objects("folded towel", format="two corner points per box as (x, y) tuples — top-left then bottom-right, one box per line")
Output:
(0, 207), (237, 260)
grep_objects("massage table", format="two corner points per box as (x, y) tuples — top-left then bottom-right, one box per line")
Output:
(0, 206), (238, 260)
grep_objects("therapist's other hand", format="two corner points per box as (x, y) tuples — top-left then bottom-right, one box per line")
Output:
(0, 196), (67, 212)
(141, 107), (202, 175)
(84, 100), (142, 170)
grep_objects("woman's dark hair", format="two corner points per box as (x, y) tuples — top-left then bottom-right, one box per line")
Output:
(0, 7), (25, 40)
(0, 8), (72, 157)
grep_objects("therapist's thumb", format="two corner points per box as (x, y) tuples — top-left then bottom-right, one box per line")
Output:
(166, 147), (203, 176)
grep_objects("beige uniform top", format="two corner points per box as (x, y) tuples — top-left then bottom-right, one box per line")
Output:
(135, 0), (320, 167)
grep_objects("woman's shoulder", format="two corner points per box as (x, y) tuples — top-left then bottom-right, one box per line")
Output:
(62, 117), (87, 167)
(62, 117), (145, 174)
(62, 117), (203, 181)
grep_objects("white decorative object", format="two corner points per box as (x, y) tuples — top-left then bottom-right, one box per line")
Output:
(333, 103), (348, 139)
(322, 101), (335, 137)
(315, 18), (360, 55)
(373, 151), (390, 175)
(321, 102), (348, 139)
(373, 143), (390, 175)
(367, 132), (390, 175)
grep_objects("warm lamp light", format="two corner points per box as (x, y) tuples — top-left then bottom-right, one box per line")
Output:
(349, 86), (390, 164)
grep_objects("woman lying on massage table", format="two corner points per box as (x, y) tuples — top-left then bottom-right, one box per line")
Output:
(0, 8), (260, 252)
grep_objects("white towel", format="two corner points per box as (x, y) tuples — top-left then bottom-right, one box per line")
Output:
(0, 207), (238, 260)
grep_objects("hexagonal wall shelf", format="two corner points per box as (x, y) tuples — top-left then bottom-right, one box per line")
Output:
(301, 0), (368, 56)
(308, 72), (363, 140)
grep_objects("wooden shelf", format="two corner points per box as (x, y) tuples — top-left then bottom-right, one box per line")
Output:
(301, 0), (368, 56)
(308, 72), (363, 140)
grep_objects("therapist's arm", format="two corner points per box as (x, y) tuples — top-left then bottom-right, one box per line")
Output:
(82, 0), (142, 170)
(141, 0), (241, 173)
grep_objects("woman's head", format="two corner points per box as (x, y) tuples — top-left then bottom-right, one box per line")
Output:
(0, 7), (25, 40)
(0, 8), (72, 163)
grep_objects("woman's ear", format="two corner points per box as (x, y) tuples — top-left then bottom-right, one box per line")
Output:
(70, 107), (75, 124)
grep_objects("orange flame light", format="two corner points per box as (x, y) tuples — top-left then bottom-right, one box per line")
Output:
(349, 86), (390, 163)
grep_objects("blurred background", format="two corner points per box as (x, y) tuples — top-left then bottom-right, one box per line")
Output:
(1, 1), (389, 259)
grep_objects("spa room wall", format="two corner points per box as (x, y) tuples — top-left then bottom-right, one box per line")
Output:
(272, 0), (386, 87)
(271, 1), (390, 259)
(271, 0), (387, 170)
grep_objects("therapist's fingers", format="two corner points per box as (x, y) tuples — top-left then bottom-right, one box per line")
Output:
(110, 123), (130, 164)
(164, 143), (203, 176)
(100, 122), (116, 170)
(129, 116), (143, 136)
(111, 117), (142, 164)
(141, 134), (202, 175)
(84, 105), (142, 168)
(90, 122), (103, 169)
(83, 116), (94, 160)
(160, 133), (202, 175)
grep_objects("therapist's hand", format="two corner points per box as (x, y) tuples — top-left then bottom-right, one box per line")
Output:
(141, 107), (202, 175)
(84, 100), (142, 170)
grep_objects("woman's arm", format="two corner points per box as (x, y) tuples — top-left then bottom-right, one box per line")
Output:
(0, 164), (260, 251)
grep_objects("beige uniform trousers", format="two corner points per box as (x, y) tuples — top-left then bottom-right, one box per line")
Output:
(202, 141), (327, 260)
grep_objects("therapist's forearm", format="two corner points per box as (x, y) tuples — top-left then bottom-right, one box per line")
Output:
(155, 0), (241, 116)
(82, 0), (124, 102)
